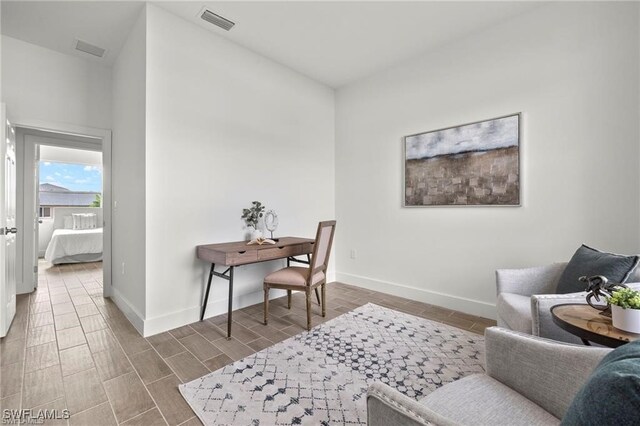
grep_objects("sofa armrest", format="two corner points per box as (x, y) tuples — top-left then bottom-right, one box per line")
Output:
(496, 263), (567, 297)
(484, 327), (610, 420)
(531, 293), (588, 344)
(367, 383), (458, 426)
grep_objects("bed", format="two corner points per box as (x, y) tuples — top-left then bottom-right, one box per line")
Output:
(44, 207), (103, 265)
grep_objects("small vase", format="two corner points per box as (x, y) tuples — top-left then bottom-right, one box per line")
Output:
(611, 305), (640, 334)
(250, 228), (263, 241)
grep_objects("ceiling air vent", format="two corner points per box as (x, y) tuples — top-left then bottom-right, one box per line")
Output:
(200, 9), (235, 31)
(74, 39), (106, 58)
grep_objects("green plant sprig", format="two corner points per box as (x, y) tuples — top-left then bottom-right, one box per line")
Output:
(607, 288), (640, 310)
(241, 201), (265, 229)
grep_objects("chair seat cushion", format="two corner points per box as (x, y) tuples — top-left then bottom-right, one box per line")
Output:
(497, 293), (532, 334)
(264, 266), (324, 287)
(562, 339), (640, 426)
(420, 374), (559, 425)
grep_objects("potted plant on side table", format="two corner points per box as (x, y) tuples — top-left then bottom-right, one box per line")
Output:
(607, 288), (640, 334)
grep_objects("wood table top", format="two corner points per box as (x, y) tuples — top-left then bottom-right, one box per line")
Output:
(551, 303), (640, 347)
(197, 237), (314, 253)
(196, 237), (315, 266)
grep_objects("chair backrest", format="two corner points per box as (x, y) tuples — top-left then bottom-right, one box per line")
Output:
(310, 220), (336, 276)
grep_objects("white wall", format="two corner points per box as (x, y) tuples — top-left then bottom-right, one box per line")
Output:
(1, 35), (111, 129)
(143, 4), (335, 334)
(111, 7), (146, 327)
(38, 219), (53, 257)
(2, 36), (111, 294)
(335, 2), (640, 319)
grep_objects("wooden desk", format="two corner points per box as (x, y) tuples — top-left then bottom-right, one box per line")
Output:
(196, 237), (314, 338)
(551, 304), (640, 348)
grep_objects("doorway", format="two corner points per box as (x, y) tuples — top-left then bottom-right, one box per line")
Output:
(14, 123), (111, 298)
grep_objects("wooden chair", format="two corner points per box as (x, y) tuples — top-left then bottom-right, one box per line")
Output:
(263, 220), (336, 331)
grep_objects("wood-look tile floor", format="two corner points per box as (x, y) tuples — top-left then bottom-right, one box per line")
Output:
(0, 261), (496, 425)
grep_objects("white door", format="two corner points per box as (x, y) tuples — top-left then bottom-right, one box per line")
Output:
(0, 105), (17, 337)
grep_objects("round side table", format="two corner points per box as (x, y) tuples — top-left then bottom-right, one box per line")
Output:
(551, 303), (640, 348)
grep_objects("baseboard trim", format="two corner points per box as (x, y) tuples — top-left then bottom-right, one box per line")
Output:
(141, 269), (337, 337)
(142, 288), (289, 337)
(335, 272), (497, 320)
(110, 287), (145, 335)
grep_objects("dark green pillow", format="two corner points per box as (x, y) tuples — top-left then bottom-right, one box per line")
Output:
(562, 339), (640, 426)
(555, 245), (639, 294)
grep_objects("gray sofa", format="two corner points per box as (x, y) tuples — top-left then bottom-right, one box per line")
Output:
(367, 327), (610, 426)
(496, 262), (640, 344)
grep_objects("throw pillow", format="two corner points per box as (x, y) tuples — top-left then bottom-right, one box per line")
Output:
(555, 245), (639, 294)
(562, 339), (640, 426)
(72, 213), (84, 230)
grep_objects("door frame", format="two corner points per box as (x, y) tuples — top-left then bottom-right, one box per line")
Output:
(14, 119), (112, 297)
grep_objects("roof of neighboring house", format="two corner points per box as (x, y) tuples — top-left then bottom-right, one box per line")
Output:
(39, 184), (100, 207)
(39, 183), (70, 192)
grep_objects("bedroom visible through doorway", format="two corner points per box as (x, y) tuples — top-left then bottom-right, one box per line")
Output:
(38, 146), (103, 271)
(14, 124), (111, 299)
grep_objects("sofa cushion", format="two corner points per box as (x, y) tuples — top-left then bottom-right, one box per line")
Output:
(420, 374), (559, 425)
(556, 245), (639, 294)
(562, 339), (640, 426)
(497, 293), (532, 334)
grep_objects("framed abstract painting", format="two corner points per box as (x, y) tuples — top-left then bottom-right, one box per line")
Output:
(404, 113), (520, 206)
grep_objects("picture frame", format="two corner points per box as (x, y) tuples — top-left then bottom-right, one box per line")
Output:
(403, 113), (521, 207)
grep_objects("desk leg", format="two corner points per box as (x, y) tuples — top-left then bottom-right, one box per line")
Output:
(226, 266), (234, 340)
(200, 263), (215, 321)
(581, 338), (592, 346)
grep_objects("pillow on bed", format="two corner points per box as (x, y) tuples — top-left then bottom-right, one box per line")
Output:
(72, 213), (98, 230)
(64, 216), (73, 229)
(87, 213), (97, 229)
(73, 213), (87, 230)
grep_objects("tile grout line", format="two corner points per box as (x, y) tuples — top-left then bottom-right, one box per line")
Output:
(117, 406), (157, 425)
(98, 310), (170, 425)
(27, 271), (70, 424)
(57, 263), (105, 424)
(70, 276), (121, 426)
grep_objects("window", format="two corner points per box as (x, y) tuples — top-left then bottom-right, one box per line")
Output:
(39, 207), (51, 218)
(38, 160), (103, 213)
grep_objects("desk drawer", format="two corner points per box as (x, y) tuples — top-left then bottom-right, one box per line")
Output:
(258, 244), (304, 261)
(226, 250), (258, 265)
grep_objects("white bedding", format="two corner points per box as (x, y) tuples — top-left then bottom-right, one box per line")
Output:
(44, 228), (103, 264)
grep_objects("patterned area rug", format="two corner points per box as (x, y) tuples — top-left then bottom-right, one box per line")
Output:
(179, 303), (485, 425)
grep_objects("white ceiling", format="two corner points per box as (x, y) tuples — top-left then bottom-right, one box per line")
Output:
(156, 1), (541, 87)
(40, 145), (102, 166)
(1, 1), (144, 65)
(1, 1), (541, 87)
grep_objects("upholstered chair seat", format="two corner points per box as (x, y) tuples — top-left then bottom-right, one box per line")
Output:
(264, 267), (325, 287)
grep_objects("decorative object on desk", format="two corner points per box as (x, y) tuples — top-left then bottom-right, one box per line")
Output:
(241, 201), (265, 240)
(247, 237), (276, 246)
(264, 209), (279, 240)
(607, 288), (640, 333)
(404, 113), (520, 206)
(581, 275), (627, 313)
